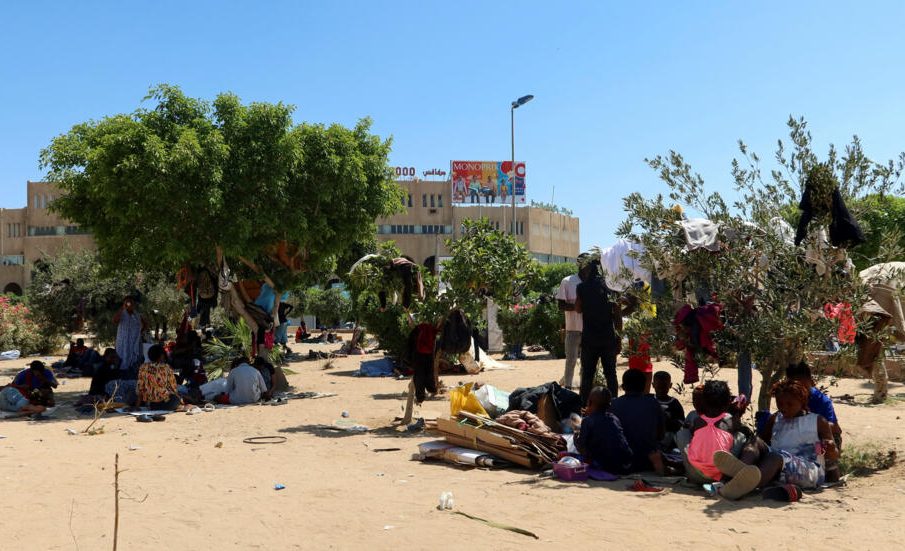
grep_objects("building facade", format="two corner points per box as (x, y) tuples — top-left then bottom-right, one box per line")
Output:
(377, 179), (580, 271)
(0, 181), (94, 294)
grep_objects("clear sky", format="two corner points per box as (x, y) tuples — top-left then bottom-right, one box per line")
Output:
(2, 1), (904, 250)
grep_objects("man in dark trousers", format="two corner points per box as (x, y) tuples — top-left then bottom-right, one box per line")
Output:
(575, 256), (630, 406)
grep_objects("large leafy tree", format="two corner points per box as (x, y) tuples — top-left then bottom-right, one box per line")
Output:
(619, 117), (905, 410)
(40, 85), (401, 305)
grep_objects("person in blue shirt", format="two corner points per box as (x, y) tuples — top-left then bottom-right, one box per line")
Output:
(577, 386), (633, 474)
(13, 360), (59, 406)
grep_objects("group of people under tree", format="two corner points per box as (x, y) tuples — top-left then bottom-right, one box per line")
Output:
(554, 251), (844, 499)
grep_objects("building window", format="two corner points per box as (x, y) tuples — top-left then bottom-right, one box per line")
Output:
(34, 194), (40, 209)
(422, 194), (427, 208)
(430, 194), (435, 208)
(407, 194), (413, 208)
(438, 194), (443, 208)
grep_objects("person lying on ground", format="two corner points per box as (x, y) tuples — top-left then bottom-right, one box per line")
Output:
(136, 344), (183, 411)
(609, 369), (668, 474)
(13, 361), (59, 406)
(218, 357), (268, 405)
(652, 370), (685, 450)
(88, 348), (122, 399)
(577, 386), (633, 474)
(714, 379), (839, 500)
(0, 384), (46, 417)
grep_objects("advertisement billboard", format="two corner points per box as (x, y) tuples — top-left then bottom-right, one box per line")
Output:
(450, 161), (525, 204)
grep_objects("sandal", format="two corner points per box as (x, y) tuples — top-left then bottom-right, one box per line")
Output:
(151, 414), (166, 422)
(136, 414), (153, 423)
(627, 479), (663, 492)
(203, 403), (216, 412)
(762, 484), (802, 502)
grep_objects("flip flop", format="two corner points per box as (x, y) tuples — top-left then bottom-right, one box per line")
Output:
(718, 465), (761, 500)
(762, 484), (802, 502)
(203, 404), (216, 412)
(136, 414), (152, 423)
(151, 414), (166, 422)
(713, 450), (746, 478)
(627, 479), (663, 492)
(186, 407), (202, 415)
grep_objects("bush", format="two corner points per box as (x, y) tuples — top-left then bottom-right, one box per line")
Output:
(839, 442), (897, 477)
(304, 287), (351, 328)
(497, 295), (566, 358)
(524, 297), (566, 358)
(0, 295), (51, 354)
(531, 262), (575, 295)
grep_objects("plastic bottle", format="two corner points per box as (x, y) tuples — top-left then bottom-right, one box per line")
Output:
(438, 491), (454, 510)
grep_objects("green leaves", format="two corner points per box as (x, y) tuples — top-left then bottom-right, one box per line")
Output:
(41, 84), (401, 284)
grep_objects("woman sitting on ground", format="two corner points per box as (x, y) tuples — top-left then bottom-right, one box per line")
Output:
(136, 344), (183, 411)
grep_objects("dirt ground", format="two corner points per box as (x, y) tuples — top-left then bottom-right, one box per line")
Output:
(1, 343), (903, 550)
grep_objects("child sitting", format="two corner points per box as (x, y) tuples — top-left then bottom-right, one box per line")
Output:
(577, 386), (633, 474)
(684, 380), (754, 495)
(785, 362), (842, 447)
(610, 369), (667, 474)
(714, 379), (839, 500)
(652, 371), (685, 450)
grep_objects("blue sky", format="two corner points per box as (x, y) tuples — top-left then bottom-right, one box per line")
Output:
(2, 1), (904, 250)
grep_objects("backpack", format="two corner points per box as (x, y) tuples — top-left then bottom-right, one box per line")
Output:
(440, 309), (472, 354)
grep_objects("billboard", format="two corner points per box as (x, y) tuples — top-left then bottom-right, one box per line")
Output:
(450, 161), (526, 204)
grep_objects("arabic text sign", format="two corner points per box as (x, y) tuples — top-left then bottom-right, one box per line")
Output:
(450, 161), (525, 204)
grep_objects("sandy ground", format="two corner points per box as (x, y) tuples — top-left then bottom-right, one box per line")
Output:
(1, 343), (904, 551)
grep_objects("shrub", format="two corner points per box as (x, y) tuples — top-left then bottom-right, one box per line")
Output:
(839, 442), (897, 477)
(0, 295), (50, 354)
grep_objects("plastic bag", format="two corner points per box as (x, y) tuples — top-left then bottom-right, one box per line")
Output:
(473, 384), (510, 418)
(449, 382), (488, 417)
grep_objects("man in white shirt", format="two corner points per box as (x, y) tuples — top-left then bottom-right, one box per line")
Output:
(556, 254), (590, 389)
(226, 359), (268, 404)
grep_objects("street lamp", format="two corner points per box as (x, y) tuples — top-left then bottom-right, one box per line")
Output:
(510, 94), (533, 235)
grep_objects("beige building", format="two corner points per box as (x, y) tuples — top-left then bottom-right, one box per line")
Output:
(377, 179), (580, 271)
(0, 181), (94, 294)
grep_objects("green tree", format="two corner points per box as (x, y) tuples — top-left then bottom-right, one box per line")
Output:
(27, 249), (186, 346)
(849, 194), (905, 271)
(40, 84), (401, 323)
(303, 287), (351, 328)
(619, 117), (905, 410)
(440, 218), (538, 323)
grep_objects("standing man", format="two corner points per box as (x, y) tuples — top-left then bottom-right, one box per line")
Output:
(575, 256), (626, 405)
(113, 295), (147, 377)
(556, 254), (590, 389)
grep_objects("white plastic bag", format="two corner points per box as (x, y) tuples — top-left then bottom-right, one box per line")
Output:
(473, 384), (510, 418)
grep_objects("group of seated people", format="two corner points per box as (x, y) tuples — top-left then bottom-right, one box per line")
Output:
(577, 362), (841, 501)
(81, 330), (277, 412)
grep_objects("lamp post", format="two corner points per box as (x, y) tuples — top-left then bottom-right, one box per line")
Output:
(510, 94), (533, 235)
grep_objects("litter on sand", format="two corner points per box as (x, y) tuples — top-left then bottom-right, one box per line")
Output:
(451, 511), (539, 540)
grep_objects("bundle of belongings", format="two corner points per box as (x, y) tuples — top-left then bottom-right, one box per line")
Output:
(426, 382), (580, 469)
